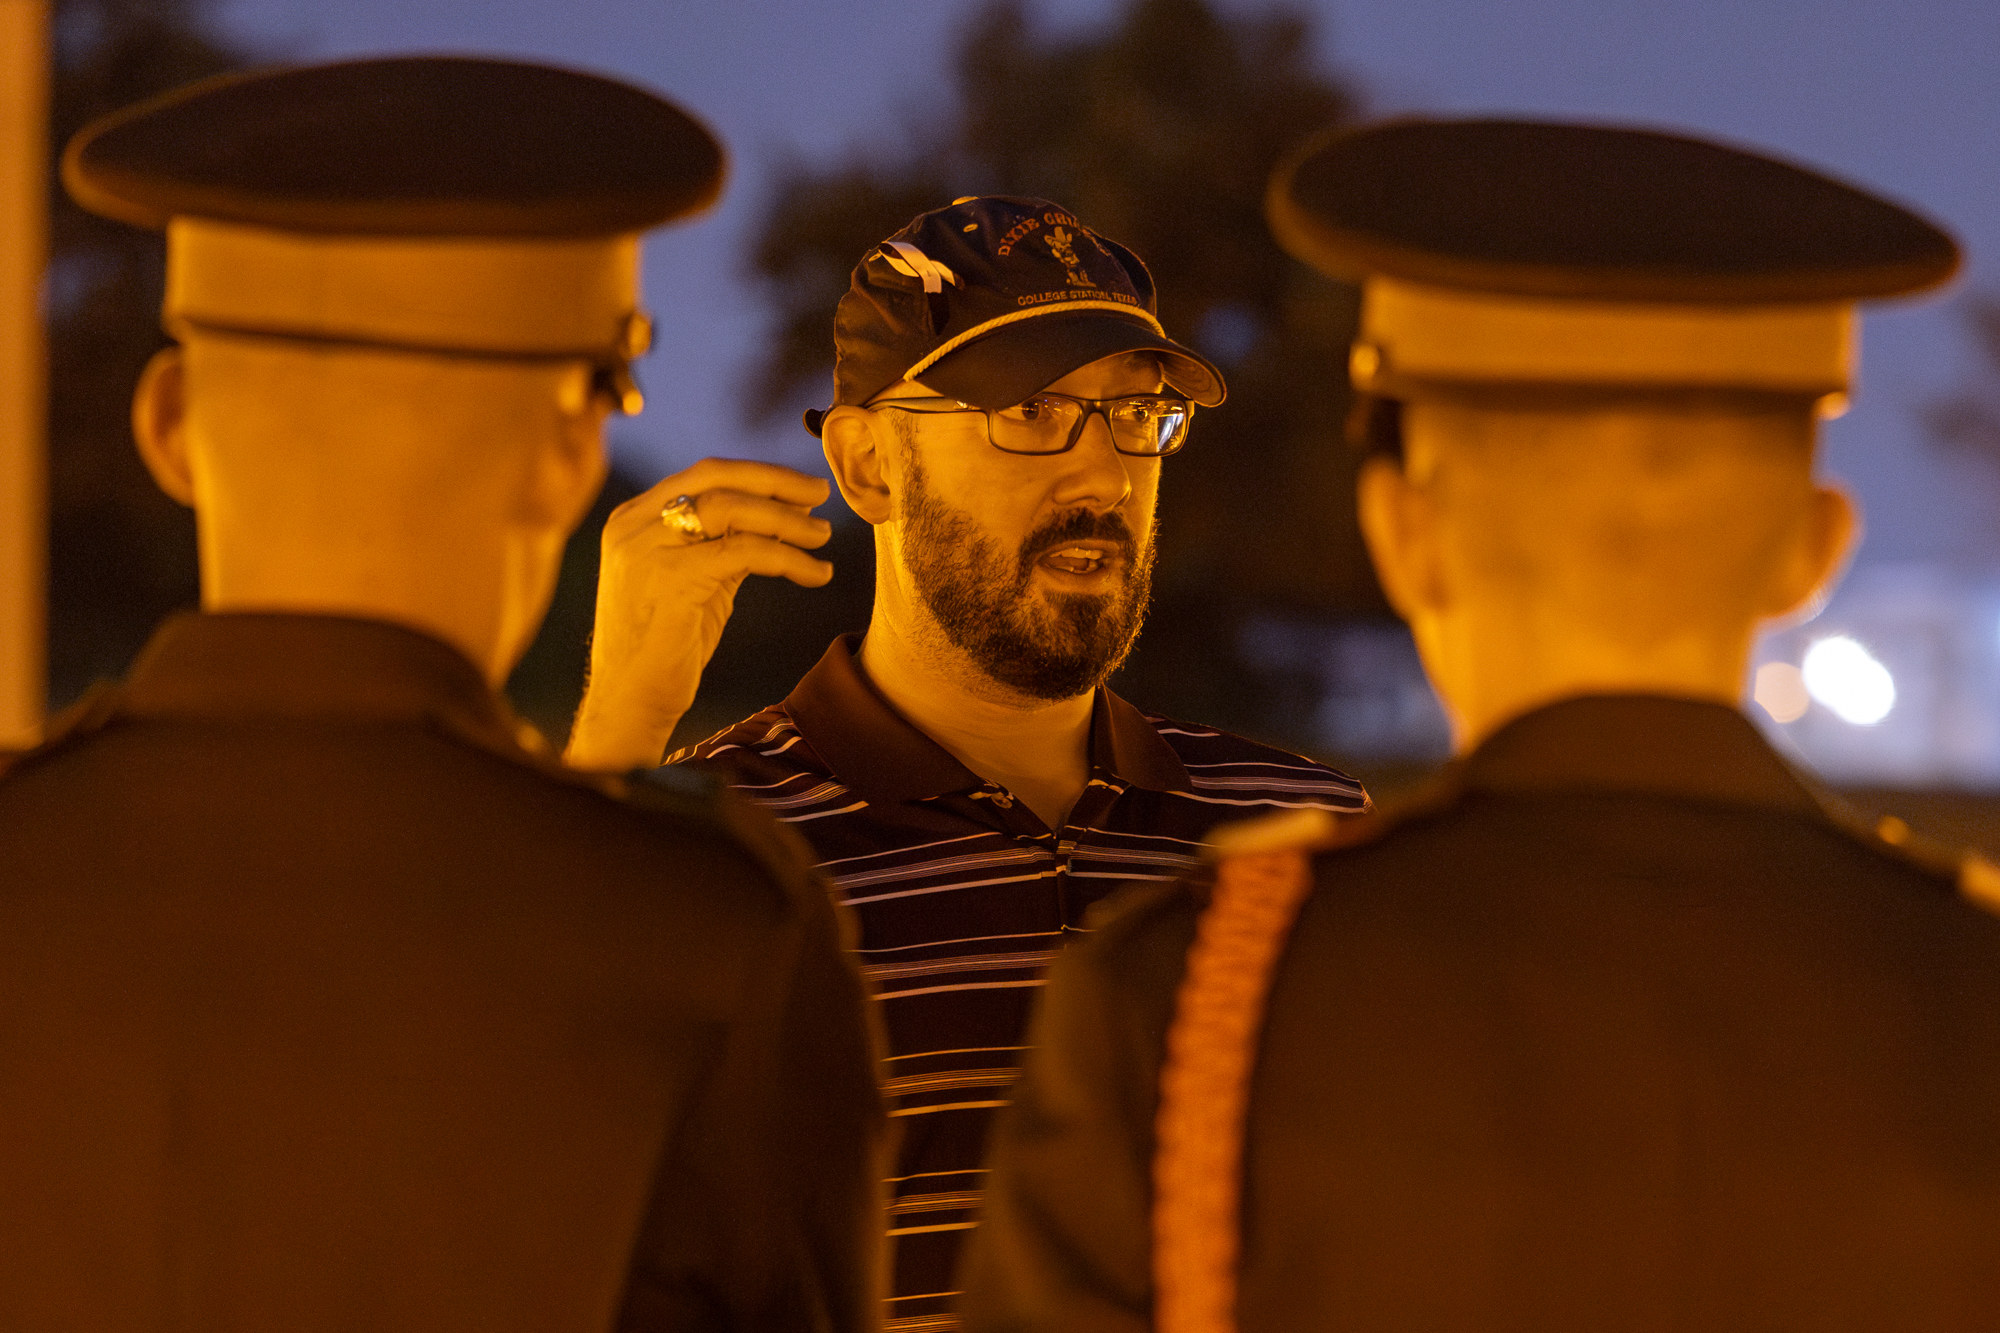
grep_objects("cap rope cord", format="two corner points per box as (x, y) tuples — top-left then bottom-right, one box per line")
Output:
(902, 301), (1167, 383)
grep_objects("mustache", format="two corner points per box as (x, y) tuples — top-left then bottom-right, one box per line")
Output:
(1016, 508), (1140, 568)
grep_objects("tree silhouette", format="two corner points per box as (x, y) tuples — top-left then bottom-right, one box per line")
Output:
(738, 0), (1382, 745)
(45, 0), (252, 705)
(1925, 293), (2000, 473)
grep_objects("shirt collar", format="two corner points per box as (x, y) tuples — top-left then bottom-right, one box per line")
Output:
(1457, 693), (1824, 816)
(1093, 688), (1191, 792)
(783, 634), (1191, 805)
(114, 611), (526, 748)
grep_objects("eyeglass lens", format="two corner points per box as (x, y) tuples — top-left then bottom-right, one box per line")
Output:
(993, 394), (1192, 455)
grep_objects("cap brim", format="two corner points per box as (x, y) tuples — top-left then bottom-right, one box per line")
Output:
(919, 311), (1226, 408)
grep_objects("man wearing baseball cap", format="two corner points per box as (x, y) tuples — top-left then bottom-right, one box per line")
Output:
(960, 120), (2000, 1332)
(566, 196), (1368, 1328)
(0, 57), (882, 1332)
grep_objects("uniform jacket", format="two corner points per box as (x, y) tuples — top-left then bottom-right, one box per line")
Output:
(961, 694), (2000, 1333)
(0, 613), (885, 1333)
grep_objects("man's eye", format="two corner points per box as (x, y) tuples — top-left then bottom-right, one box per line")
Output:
(1010, 397), (1057, 421)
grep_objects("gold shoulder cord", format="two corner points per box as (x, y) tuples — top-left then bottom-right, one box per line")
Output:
(1153, 843), (1318, 1333)
(1961, 851), (2000, 915)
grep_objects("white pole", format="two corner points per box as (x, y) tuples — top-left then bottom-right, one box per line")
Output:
(0, 0), (48, 751)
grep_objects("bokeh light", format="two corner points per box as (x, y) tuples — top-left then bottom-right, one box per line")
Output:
(1753, 661), (1810, 723)
(1801, 635), (1896, 726)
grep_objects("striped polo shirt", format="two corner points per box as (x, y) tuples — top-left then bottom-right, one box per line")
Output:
(669, 634), (1368, 1332)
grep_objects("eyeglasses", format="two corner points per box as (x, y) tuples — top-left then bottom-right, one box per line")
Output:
(870, 391), (1195, 457)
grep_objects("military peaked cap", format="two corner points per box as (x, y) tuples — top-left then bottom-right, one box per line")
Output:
(1268, 118), (1956, 303)
(1267, 118), (1961, 412)
(64, 56), (724, 237)
(62, 57), (726, 415)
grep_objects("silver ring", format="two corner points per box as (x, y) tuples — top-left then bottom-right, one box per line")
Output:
(660, 493), (711, 543)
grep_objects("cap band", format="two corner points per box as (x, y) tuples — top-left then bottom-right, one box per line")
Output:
(1356, 277), (1852, 401)
(904, 300), (1165, 382)
(162, 315), (649, 415)
(166, 217), (646, 361)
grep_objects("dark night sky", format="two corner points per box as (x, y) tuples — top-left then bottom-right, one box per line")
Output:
(212, 0), (2000, 574)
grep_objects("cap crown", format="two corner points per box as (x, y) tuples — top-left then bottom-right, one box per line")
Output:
(65, 56), (724, 237)
(1270, 119), (1959, 304)
(831, 195), (1165, 407)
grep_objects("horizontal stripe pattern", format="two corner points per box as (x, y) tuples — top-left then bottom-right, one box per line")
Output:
(674, 697), (1366, 1329)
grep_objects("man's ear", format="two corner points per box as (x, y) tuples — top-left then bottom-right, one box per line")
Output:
(1355, 454), (1443, 623)
(821, 405), (892, 525)
(1763, 481), (1858, 620)
(131, 347), (195, 506)
(523, 384), (611, 535)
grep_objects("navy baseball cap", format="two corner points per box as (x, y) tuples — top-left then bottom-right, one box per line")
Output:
(803, 195), (1225, 436)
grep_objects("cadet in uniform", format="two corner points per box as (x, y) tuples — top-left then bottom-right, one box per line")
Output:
(566, 196), (1371, 1330)
(960, 119), (2000, 1332)
(0, 59), (883, 1333)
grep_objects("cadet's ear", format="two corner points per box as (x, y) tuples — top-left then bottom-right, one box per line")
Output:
(131, 347), (195, 507)
(1356, 454), (1443, 622)
(1764, 481), (1858, 620)
(821, 405), (892, 526)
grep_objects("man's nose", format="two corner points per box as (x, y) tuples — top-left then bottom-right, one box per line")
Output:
(1047, 408), (1134, 512)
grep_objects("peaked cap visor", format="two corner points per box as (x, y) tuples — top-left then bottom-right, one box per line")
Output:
(64, 56), (724, 236)
(920, 310), (1226, 410)
(1267, 119), (1959, 303)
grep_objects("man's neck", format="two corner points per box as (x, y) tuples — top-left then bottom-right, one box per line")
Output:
(1420, 608), (1753, 754)
(858, 615), (1096, 831)
(199, 526), (515, 688)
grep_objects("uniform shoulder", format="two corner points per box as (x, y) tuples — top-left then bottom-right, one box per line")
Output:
(0, 685), (123, 784)
(424, 706), (830, 929)
(1076, 809), (1353, 954)
(1811, 795), (2000, 917)
(1080, 792), (1443, 943)
(1065, 809), (1364, 1015)
(623, 762), (828, 912)
(1191, 771), (1468, 898)
(1139, 710), (1370, 810)
(1069, 791), (1473, 1021)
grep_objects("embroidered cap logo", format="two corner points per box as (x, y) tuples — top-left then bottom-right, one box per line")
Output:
(1045, 226), (1098, 289)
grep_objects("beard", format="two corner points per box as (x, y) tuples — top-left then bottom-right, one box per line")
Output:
(899, 454), (1155, 701)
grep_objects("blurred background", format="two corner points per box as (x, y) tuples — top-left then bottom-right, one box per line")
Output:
(24, 0), (2000, 844)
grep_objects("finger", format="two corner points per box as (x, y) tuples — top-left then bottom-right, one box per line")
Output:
(607, 461), (831, 542)
(694, 490), (835, 550)
(678, 531), (836, 588)
(661, 458), (831, 510)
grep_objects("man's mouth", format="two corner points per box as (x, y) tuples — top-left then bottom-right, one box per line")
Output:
(1037, 542), (1118, 576)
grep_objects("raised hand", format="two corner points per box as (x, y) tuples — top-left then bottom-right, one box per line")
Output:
(564, 458), (834, 771)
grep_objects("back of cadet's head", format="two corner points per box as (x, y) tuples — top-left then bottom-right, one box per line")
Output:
(1403, 400), (1826, 647)
(1266, 117), (1960, 640)
(64, 56), (724, 516)
(161, 334), (595, 519)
